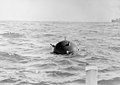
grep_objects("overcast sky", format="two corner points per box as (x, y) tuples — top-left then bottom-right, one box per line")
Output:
(0, 0), (120, 22)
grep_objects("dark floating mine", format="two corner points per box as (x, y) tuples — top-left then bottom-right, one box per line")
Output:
(50, 39), (78, 55)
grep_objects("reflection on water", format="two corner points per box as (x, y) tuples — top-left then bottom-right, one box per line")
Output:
(0, 21), (120, 85)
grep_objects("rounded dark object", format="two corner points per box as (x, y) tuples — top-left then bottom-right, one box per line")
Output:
(53, 40), (77, 54)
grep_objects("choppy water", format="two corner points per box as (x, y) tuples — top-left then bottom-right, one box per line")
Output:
(0, 21), (120, 85)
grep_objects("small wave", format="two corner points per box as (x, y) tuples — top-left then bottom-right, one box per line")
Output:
(98, 77), (120, 85)
(71, 79), (85, 84)
(0, 32), (24, 38)
(0, 78), (20, 83)
(62, 66), (83, 71)
(108, 46), (120, 52)
(46, 71), (75, 78)
(30, 81), (49, 85)
(48, 78), (85, 85)
(0, 51), (30, 63)
(53, 59), (72, 65)
(86, 56), (109, 62)
(16, 81), (49, 85)
(43, 34), (56, 37)
(99, 66), (120, 73)
(31, 63), (57, 69)
(15, 81), (31, 85)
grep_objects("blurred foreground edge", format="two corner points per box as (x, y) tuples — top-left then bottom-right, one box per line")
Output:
(86, 65), (98, 85)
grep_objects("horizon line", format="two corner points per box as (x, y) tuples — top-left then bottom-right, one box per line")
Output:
(0, 20), (111, 23)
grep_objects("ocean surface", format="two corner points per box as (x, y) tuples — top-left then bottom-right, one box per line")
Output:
(0, 21), (120, 85)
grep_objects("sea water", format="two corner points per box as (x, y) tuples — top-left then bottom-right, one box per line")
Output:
(0, 21), (120, 85)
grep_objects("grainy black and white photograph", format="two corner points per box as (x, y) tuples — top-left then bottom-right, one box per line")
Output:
(0, 0), (120, 85)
